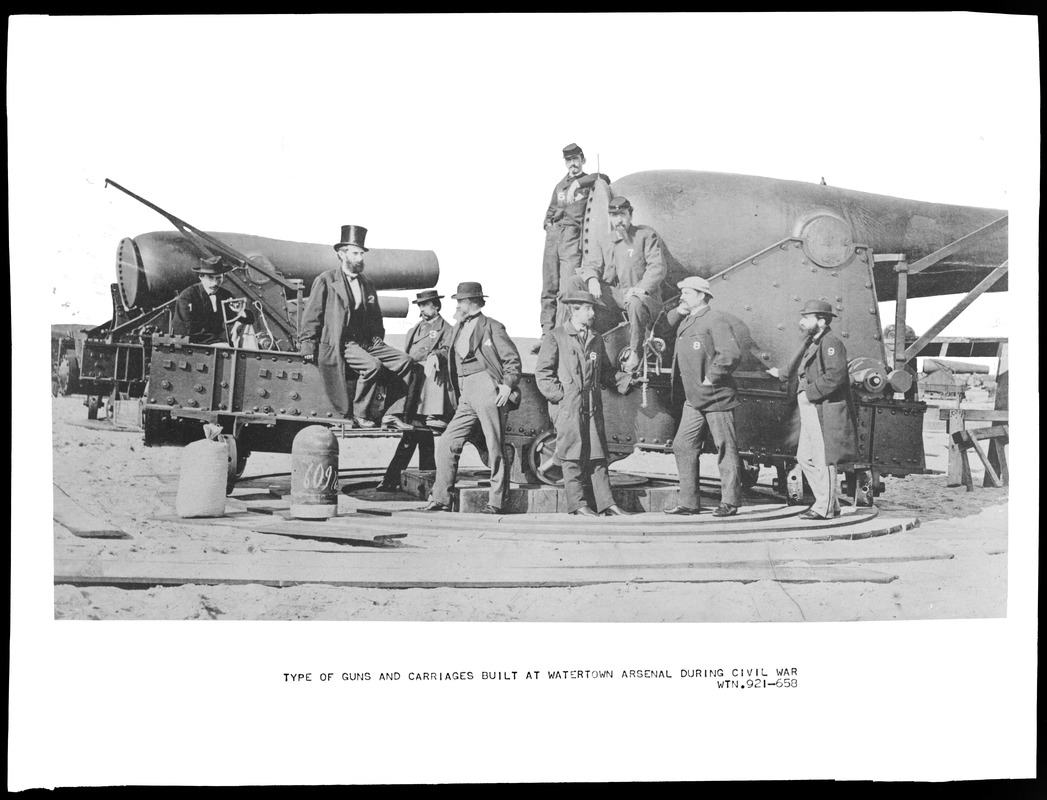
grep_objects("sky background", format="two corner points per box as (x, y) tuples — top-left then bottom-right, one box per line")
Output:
(9, 13), (1034, 350)
(9, 13), (1039, 787)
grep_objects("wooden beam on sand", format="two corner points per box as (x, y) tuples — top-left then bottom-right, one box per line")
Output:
(53, 484), (129, 539)
(54, 557), (898, 589)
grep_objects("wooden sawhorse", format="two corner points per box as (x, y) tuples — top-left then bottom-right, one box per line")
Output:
(941, 408), (1009, 490)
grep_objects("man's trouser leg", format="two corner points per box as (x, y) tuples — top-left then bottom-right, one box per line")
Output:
(431, 398), (481, 507)
(343, 341), (383, 420)
(553, 226), (583, 328)
(624, 295), (654, 356)
(796, 392), (838, 516)
(346, 340), (420, 421)
(560, 459), (590, 513)
(706, 409), (743, 507)
(462, 373), (509, 509)
(589, 459), (615, 512)
(540, 229), (561, 335)
(672, 402), (707, 510)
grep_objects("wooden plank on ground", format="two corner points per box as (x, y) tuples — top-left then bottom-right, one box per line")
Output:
(54, 557), (897, 588)
(53, 485), (129, 539)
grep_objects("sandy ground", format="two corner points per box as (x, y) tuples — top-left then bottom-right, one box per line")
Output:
(52, 395), (1008, 621)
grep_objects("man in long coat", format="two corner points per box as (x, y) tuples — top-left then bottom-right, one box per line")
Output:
(422, 282), (521, 514)
(299, 225), (419, 429)
(569, 195), (667, 372)
(171, 255), (253, 344)
(665, 276), (744, 517)
(385, 288), (453, 430)
(536, 142), (611, 351)
(535, 291), (636, 516)
(786, 299), (859, 519)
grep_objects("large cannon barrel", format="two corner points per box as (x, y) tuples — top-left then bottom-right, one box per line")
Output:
(116, 231), (440, 311)
(610, 171), (1008, 300)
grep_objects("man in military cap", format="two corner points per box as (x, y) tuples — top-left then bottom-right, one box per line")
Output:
(536, 142), (611, 353)
(385, 288), (453, 431)
(664, 276), (744, 517)
(569, 196), (667, 373)
(171, 255), (254, 344)
(786, 300), (859, 520)
(423, 282), (522, 514)
(535, 290), (638, 516)
(299, 225), (420, 430)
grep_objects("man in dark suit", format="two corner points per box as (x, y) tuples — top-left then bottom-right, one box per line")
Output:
(171, 255), (253, 344)
(299, 225), (419, 430)
(422, 282), (522, 514)
(786, 300), (859, 520)
(535, 290), (636, 517)
(664, 276), (744, 517)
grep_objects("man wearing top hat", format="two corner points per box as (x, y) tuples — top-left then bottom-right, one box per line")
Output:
(786, 299), (859, 520)
(663, 276), (745, 517)
(384, 289), (454, 431)
(422, 282), (522, 514)
(171, 255), (254, 344)
(535, 290), (638, 517)
(536, 142), (611, 352)
(569, 195), (666, 373)
(299, 225), (420, 430)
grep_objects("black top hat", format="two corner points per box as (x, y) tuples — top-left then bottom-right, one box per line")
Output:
(608, 196), (633, 213)
(192, 255), (232, 275)
(451, 282), (488, 301)
(562, 142), (584, 159)
(412, 289), (444, 305)
(800, 299), (837, 317)
(333, 225), (369, 252)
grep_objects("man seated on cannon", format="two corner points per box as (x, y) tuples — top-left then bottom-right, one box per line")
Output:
(298, 224), (420, 431)
(171, 255), (255, 344)
(565, 195), (667, 373)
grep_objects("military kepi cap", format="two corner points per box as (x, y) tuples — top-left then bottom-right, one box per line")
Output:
(800, 299), (837, 317)
(334, 224), (368, 252)
(608, 196), (633, 213)
(560, 290), (601, 307)
(562, 142), (584, 159)
(412, 289), (444, 305)
(451, 281), (488, 300)
(677, 276), (713, 298)
(192, 255), (232, 275)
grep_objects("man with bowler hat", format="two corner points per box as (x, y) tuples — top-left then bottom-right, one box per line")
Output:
(663, 276), (744, 517)
(786, 299), (859, 519)
(536, 142), (611, 352)
(535, 290), (638, 517)
(299, 225), (420, 430)
(567, 195), (666, 373)
(385, 288), (453, 431)
(422, 282), (521, 514)
(171, 255), (254, 344)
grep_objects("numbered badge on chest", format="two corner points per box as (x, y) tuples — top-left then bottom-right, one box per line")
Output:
(693, 341), (702, 350)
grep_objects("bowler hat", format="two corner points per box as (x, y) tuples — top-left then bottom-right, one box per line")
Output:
(608, 196), (633, 213)
(333, 224), (369, 252)
(412, 289), (444, 305)
(562, 142), (584, 159)
(677, 276), (714, 298)
(560, 290), (602, 307)
(192, 255), (232, 275)
(451, 281), (488, 300)
(800, 299), (837, 317)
